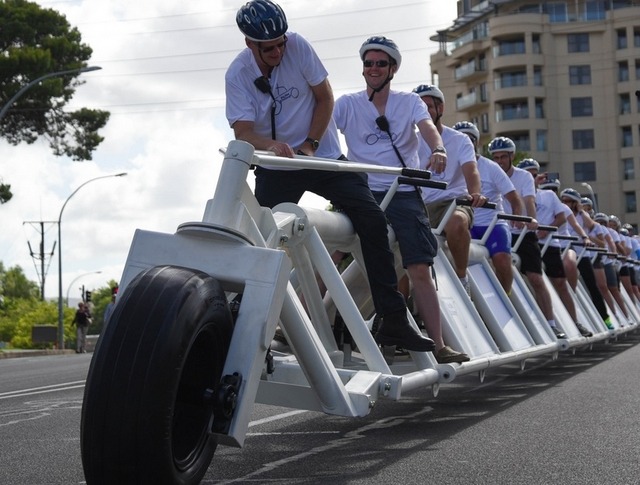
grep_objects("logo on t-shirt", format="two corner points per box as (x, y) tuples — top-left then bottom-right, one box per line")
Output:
(366, 127), (397, 145)
(273, 84), (300, 115)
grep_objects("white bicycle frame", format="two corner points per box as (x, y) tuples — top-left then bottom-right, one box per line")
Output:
(115, 140), (637, 451)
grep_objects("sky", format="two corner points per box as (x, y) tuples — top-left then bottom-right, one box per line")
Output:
(0, 0), (458, 300)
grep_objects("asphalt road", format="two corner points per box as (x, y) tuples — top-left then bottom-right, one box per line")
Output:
(1, 334), (640, 484)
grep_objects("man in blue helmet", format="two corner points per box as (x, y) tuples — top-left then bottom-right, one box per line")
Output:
(454, 121), (524, 294)
(333, 35), (469, 363)
(489, 139), (566, 338)
(226, 1), (435, 352)
(413, 85), (485, 297)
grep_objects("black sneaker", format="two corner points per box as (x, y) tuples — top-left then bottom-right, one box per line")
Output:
(552, 326), (566, 339)
(374, 310), (436, 352)
(575, 323), (593, 337)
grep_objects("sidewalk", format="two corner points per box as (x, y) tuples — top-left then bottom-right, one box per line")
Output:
(0, 348), (78, 359)
(0, 335), (99, 359)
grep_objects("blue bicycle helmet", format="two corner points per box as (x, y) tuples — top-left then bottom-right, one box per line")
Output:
(561, 188), (582, 203)
(359, 36), (402, 69)
(593, 212), (609, 223)
(413, 84), (445, 103)
(236, 0), (288, 41)
(517, 158), (540, 171)
(580, 197), (593, 206)
(539, 178), (561, 190)
(453, 121), (480, 141)
(609, 215), (621, 227)
(488, 137), (516, 154)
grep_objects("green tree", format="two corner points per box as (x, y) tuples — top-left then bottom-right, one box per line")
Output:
(1, 265), (39, 299)
(0, 0), (110, 203)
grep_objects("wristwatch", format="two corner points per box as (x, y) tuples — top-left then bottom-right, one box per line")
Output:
(433, 145), (447, 154)
(305, 137), (320, 150)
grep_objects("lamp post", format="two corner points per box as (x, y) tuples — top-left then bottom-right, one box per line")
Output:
(66, 271), (102, 306)
(57, 173), (127, 349)
(0, 66), (101, 122)
(581, 182), (598, 212)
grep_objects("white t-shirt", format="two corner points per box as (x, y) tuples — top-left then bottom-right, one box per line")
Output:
(473, 155), (516, 227)
(504, 167), (536, 234)
(225, 32), (341, 159)
(536, 189), (567, 248)
(555, 203), (575, 248)
(419, 125), (476, 203)
(333, 90), (430, 192)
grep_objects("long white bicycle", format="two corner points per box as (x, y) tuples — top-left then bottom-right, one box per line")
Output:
(80, 140), (450, 484)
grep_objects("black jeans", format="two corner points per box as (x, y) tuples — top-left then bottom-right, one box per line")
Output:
(578, 257), (609, 320)
(255, 167), (406, 316)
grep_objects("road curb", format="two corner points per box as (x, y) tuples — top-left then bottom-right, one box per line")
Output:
(0, 349), (78, 359)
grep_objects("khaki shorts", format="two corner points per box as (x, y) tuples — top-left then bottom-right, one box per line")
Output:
(425, 199), (474, 233)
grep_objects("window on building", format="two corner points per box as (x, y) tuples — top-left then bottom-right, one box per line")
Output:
(625, 191), (637, 213)
(497, 101), (529, 121)
(620, 93), (631, 114)
(533, 67), (542, 86)
(535, 99), (545, 119)
(568, 33), (589, 53)
(635, 27), (640, 47)
(481, 113), (489, 133)
(619, 61), (629, 82)
(548, 2), (568, 22)
(585, 1), (606, 20)
(511, 133), (530, 152)
(495, 38), (526, 56)
(617, 28), (628, 49)
(574, 161), (596, 181)
(622, 126), (633, 147)
(532, 34), (541, 54)
(569, 65), (591, 85)
(537, 130), (547, 151)
(496, 70), (527, 88)
(479, 83), (488, 102)
(571, 97), (593, 117)
(572, 129), (595, 149)
(636, 60), (640, 80)
(623, 157), (635, 180)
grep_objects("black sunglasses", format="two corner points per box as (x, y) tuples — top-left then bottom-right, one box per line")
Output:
(259, 36), (288, 53)
(363, 59), (390, 68)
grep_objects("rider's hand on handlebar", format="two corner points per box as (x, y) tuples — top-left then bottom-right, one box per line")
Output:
(266, 141), (296, 158)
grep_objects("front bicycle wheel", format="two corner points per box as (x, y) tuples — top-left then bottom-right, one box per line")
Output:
(81, 265), (233, 484)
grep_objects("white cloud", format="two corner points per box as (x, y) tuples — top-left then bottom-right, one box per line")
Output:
(1, 0), (457, 298)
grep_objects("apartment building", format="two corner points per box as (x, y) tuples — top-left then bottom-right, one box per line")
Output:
(429, 0), (640, 227)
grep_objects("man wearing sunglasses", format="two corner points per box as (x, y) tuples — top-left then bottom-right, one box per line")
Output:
(226, 1), (436, 352)
(333, 36), (469, 363)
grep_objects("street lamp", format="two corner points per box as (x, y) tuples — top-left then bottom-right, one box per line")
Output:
(66, 270), (102, 305)
(0, 66), (101, 122)
(57, 173), (127, 349)
(581, 182), (598, 212)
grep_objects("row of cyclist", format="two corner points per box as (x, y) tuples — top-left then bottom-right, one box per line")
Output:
(404, 101), (640, 364)
(226, 2), (637, 365)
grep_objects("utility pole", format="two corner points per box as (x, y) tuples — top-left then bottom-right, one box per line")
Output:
(23, 220), (57, 300)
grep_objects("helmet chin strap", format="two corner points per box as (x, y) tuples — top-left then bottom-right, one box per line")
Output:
(432, 98), (443, 126)
(366, 72), (394, 102)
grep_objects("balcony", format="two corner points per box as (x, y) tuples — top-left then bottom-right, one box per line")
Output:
(454, 59), (487, 82)
(455, 90), (489, 111)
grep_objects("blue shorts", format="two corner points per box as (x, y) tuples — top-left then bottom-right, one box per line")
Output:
(471, 224), (512, 257)
(373, 191), (438, 267)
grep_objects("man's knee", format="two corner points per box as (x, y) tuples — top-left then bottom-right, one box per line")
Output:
(446, 212), (470, 238)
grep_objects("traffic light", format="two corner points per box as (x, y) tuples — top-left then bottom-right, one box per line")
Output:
(85, 290), (92, 303)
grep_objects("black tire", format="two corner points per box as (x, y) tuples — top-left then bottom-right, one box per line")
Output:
(81, 265), (234, 485)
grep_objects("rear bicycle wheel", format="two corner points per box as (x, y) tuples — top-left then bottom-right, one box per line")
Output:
(81, 265), (234, 484)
